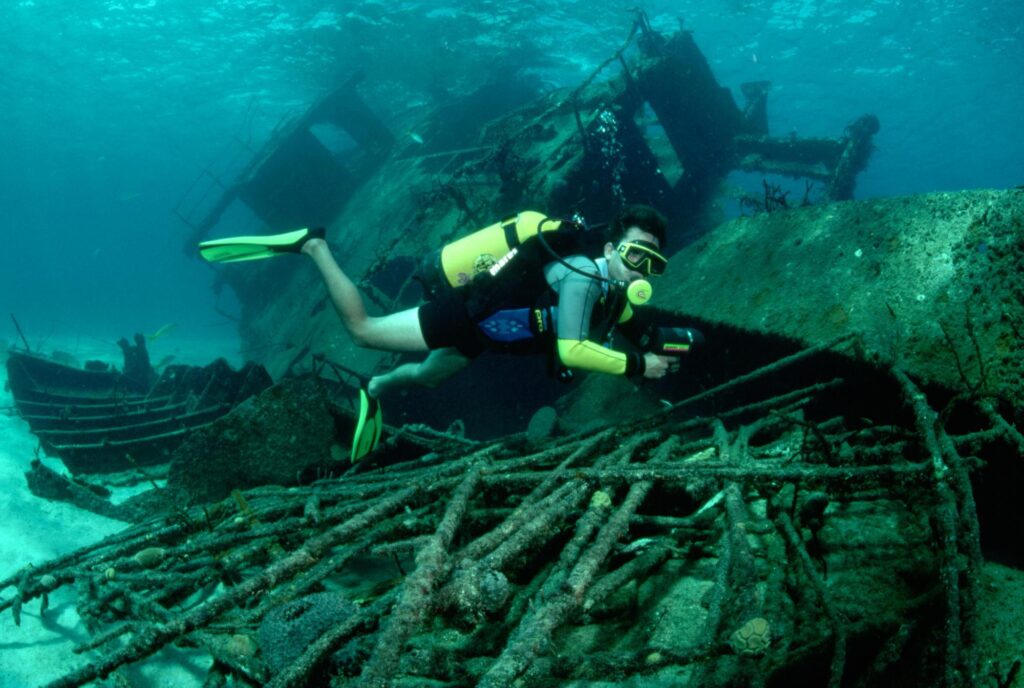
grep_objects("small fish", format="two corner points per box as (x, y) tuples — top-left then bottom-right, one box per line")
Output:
(147, 323), (178, 342)
(752, 53), (758, 64)
(408, 131), (424, 145)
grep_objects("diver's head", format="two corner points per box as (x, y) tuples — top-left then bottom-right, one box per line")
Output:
(608, 204), (667, 246)
(604, 205), (668, 283)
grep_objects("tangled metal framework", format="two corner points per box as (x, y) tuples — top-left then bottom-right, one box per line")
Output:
(2, 335), (1019, 688)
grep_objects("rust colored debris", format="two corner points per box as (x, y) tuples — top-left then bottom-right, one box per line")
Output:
(1, 336), (1016, 688)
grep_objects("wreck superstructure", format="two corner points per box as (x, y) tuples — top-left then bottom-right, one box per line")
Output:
(179, 21), (878, 386)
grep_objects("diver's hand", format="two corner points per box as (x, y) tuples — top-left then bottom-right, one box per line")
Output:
(643, 353), (675, 379)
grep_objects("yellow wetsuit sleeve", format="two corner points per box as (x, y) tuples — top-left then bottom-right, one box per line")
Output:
(557, 339), (644, 376)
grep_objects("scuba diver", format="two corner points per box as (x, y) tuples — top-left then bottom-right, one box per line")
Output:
(199, 205), (703, 461)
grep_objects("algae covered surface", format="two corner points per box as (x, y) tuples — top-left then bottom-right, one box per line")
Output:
(659, 188), (1024, 402)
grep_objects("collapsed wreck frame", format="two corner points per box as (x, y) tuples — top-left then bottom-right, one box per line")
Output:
(2, 333), (1013, 687)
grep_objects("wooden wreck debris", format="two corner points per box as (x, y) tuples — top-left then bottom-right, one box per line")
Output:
(2, 334), (1016, 688)
(6, 339), (272, 475)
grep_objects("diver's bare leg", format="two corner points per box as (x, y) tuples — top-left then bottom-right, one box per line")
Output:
(369, 347), (470, 398)
(303, 238), (429, 352)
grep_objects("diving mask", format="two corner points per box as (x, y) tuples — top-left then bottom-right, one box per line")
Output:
(616, 240), (667, 276)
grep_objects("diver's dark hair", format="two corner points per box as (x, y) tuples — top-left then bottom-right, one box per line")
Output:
(608, 204), (667, 246)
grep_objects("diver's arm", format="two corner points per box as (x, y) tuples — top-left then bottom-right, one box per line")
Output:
(546, 257), (650, 377)
(556, 338), (646, 376)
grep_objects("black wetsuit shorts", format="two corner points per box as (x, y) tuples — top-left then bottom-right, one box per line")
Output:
(417, 288), (488, 358)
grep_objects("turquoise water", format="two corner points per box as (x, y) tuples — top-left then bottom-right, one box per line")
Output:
(0, 3), (1022, 684)
(1, 1), (1021, 337)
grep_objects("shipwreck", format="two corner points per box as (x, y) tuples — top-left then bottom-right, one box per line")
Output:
(5, 331), (271, 475)
(3, 14), (1023, 688)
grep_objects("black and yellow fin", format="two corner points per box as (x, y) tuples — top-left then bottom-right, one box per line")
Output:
(351, 388), (383, 463)
(198, 226), (325, 263)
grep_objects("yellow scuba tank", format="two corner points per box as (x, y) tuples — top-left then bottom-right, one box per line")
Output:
(433, 209), (655, 308)
(438, 211), (566, 287)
